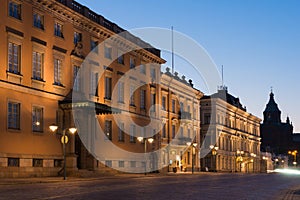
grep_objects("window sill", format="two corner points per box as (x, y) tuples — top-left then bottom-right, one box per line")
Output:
(53, 83), (65, 94)
(31, 78), (45, 90)
(6, 71), (23, 84)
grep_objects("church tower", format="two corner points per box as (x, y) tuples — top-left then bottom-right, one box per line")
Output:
(263, 91), (281, 124)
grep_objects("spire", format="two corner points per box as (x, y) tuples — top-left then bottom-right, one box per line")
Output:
(263, 90), (281, 124)
(286, 115), (290, 124)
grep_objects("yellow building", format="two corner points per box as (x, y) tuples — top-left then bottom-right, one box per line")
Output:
(0, 0), (164, 177)
(200, 86), (261, 173)
(160, 68), (203, 173)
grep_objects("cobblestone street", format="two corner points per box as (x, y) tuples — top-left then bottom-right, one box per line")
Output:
(0, 173), (300, 200)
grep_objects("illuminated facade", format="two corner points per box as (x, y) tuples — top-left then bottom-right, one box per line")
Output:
(200, 87), (261, 173)
(160, 68), (203, 172)
(0, 0), (165, 177)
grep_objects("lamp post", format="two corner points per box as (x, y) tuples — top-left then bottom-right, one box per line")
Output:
(210, 145), (219, 172)
(49, 124), (77, 180)
(250, 153), (257, 173)
(288, 150), (298, 167)
(137, 137), (154, 175)
(187, 142), (198, 174)
(236, 150), (244, 172)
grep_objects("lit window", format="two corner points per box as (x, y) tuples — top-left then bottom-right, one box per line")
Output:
(105, 77), (112, 100)
(104, 44), (112, 59)
(9, 1), (21, 20)
(118, 82), (124, 103)
(32, 51), (43, 81)
(73, 66), (80, 91)
(117, 50), (124, 64)
(54, 22), (64, 38)
(140, 89), (146, 109)
(8, 42), (21, 74)
(54, 58), (63, 86)
(32, 106), (43, 132)
(33, 13), (44, 30)
(74, 32), (82, 45)
(8, 102), (20, 130)
(130, 57), (135, 69)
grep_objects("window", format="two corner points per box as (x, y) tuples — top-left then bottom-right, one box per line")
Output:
(32, 51), (43, 80)
(54, 22), (64, 38)
(130, 85), (135, 106)
(54, 159), (63, 167)
(105, 77), (112, 100)
(180, 127), (183, 138)
(118, 82), (124, 103)
(130, 124), (136, 143)
(117, 50), (124, 64)
(74, 32), (82, 45)
(172, 125), (176, 139)
(150, 68), (156, 80)
(187, 152), (190, 165)
(73, 66), (80, 91)
(188, 129), (191, 139)
(33, 159), (43, 167)
(162, 124), (166, 138)
(162, 96), (166, 111)
(90, 39), (98, 53)
(90, 72), (99, 96)
(130, 161), (136, 168)
(33, 13), (44, 30)
(8, 101), (20, 130)
(172, 99), (176, 113)
(9, 1), (21, 20)
(104, 44), (112, 59)
(105, 120), (112, 140)
(8, 42), (21, 74)
(118, 123), (125, 142)
(140, 64), (146, 74)
(204, 113), (211, 124)
(119, 161), (124, 168)
(130, 57), (135, 69)
(54, 58), (63, 86)
(140, 89), (146, 109)
(32, 106), (43, 132)
(8, 158), (19, 167)
(180, 102), (184, 113)
(105, 160), (112, 168)
(150, 93), (156, 112)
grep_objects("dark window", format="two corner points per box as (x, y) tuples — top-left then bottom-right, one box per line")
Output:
(105, 120), (112, 140)
(104, 45), (112, 59)
(33, 159), (43, 167)
(8, 158), (19, 167)
(105, 77), (112, 100)
(8, 102), (20, 129)
(105, 160), (112, 168)
(32, 106), (43, 132)
(9, 1), (21, 20)
(54, 159), (63, 167)
(33, 13), (44, 30)
(54, 22), (64, 38)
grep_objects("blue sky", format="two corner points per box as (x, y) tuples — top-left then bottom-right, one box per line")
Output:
(77, 0), (300, 132)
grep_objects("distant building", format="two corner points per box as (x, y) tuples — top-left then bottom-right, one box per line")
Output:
(200, 87), (261, 173)
(260, 91), (294, 155)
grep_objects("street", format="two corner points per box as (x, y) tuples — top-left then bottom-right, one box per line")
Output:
(0, 173), (299, 200)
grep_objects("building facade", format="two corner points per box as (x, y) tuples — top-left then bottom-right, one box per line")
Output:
(200, 87), (261, 173)
(160, 68), (203, 172)
(0, 0), (165, 177)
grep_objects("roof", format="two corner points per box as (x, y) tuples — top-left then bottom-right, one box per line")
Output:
(264, 92), (281, 113)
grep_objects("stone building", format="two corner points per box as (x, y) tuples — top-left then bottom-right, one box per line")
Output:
(159, 68), (203, 172)
(200, 86), (261, 173)
(0, 0), (165, 177)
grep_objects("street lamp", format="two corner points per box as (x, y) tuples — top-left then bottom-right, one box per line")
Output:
(49, 124), (77, 180)
(187, 142), (198, 174)
(236, 150), (245, 172)
(288, 150), (298, 167)
(210, 145), (219, 172)
(137, 137), (154, 174)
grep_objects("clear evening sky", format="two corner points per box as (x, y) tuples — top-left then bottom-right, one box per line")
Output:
(77, 0), (300, 132)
